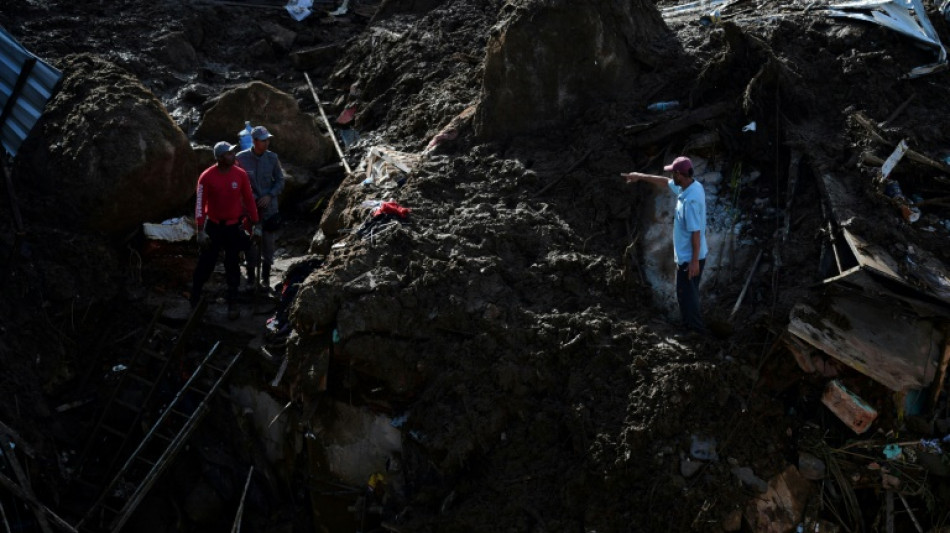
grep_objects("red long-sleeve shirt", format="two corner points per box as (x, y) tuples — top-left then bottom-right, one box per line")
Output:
(194, 164), (259, 229)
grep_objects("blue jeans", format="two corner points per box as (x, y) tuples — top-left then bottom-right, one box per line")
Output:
(676, 259), (705, 333)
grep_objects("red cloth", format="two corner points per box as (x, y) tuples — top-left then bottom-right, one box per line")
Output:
(195, 164), (259, 229)
(337, 106), (357, 125)
(373, 201), (411, 218)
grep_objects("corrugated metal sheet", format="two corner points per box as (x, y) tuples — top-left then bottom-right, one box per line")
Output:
(0, 26), (62, 157)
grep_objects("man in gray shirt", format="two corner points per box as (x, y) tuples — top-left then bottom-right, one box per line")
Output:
(236, 126), (285, 291)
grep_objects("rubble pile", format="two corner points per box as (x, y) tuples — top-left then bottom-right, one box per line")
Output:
(2, 0), (950, 532)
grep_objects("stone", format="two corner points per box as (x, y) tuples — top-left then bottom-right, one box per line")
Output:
(13, 54), (197, 237)
(680, 456), (703, 478)
(194, 81), (334, 168)
(798, 452), (826, 480)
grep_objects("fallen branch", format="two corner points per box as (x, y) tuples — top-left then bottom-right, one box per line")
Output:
(880, 93), (916, 129)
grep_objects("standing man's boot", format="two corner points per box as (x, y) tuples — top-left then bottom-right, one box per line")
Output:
(246, 266), (258, 292)
(261, 265), (271, 292)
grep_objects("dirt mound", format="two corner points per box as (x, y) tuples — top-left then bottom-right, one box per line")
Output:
(13, 54), (197, 237)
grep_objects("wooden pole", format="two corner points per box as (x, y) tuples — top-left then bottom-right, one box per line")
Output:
(730, 249), (763, 321)
(0, 471), (76, 533)
(303, 72), (353, 175)
(231, 466), (255, 533)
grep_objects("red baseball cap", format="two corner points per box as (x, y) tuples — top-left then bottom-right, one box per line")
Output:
(663, 156), (693, 174)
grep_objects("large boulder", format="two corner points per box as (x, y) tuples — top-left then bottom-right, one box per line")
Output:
(476, 0), (672, 139)
(13, 54), (198, 237)
(194, 81), (334, 169)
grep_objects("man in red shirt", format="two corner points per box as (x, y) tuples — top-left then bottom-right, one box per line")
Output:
(191, 141), (260, 319)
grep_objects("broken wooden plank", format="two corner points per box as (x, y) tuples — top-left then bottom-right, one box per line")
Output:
(788, 299), (939, 392)
(784, 333), (817, 373)
(931, 330), (950, 408)
(881, 139), (909, 180)
(626, 102), (730, 147)
(822, 379), (878, 434)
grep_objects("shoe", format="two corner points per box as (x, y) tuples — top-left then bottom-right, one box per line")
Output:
(227, 301), (239, 320)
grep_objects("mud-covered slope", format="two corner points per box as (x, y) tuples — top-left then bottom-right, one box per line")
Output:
(290, 1), (950, 531)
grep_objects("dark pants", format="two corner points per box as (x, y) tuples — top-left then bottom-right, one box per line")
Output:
(192, 221), (248, 302)
(676, 259), (706, 333)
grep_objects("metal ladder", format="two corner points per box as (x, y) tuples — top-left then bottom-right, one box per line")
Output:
(76, 340), (243, 533)
(73, 300), (207, 491)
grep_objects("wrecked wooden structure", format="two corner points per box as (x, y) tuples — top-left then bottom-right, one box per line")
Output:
(786, 154), (950, 433)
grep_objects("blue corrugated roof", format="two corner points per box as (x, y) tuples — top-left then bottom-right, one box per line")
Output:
(0, 26), (62, 157)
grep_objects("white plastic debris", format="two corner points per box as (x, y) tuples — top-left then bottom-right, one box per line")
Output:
(881, 139), (909, 179)
(330, 0), (349, 16)
(142, 216), (195, 242)
(285, 0), (313, 21)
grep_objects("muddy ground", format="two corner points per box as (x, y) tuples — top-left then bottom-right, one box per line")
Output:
(3, 0), (950, 532)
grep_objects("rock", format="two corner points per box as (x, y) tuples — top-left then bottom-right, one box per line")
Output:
(680, 456), (703, 478)
(259, 21), (297, 51)
(194, 81), (334, 168)
(732, 466), (768, 493)
(13, 54), (197, 237)
(155, 31), (197, 71)
(798, 452), (826, 480)
(476, 0), (672, 139)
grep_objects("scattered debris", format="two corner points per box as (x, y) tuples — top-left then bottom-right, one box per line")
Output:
(826, 0), (947, 78)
